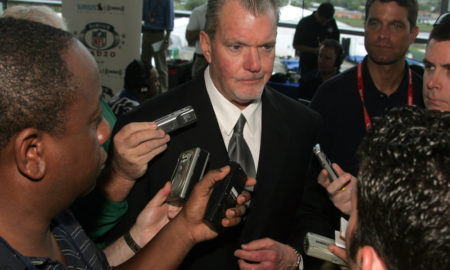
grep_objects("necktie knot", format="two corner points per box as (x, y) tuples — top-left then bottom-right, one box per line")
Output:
(234, 114), (246, 135)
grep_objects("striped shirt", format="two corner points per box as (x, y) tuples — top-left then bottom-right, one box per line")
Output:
(0, 210), (111, 270)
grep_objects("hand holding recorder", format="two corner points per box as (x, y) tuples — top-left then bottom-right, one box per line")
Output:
(177, 165), (255, 241)
(166, 148), (250, 233)
(102, 106), (197, 202)
(314, 144), (356, 215)
(111, 106), (197, 183)
(122, 166), (255, 270)
(304, 232), (348, 267)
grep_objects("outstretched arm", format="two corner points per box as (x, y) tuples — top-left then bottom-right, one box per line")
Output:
(104, 182), (181, 266)
(114, 166), (255, 270)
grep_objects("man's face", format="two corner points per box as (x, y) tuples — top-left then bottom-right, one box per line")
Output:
(318, 46), (337, 75)
(140, 67), (160, 100)
(316, 14), (332, 26)
(364, 0), (418, 65)
(423, 39), (450, 111)
(201, 0), (277, 109)
(53, 41), (110, 197)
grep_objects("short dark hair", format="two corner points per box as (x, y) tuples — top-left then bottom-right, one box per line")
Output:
(349, 106), (450, 270)
(317, 3), (335, 20)
(429, 12), (450, 42)
(365, 0), (418, 29)
(0, 17), (78, 149)
(321, 39), (344, 68)
(205, 0), (279, 40)
(124, 59), (153, 90)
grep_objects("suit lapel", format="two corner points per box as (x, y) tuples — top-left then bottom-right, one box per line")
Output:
(257, 88), (292, 189)
(240, 88), (293, 240)
(185, 76), (230, 168)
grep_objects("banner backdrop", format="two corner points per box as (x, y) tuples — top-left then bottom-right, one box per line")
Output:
(62, 0), (142, 100)
(0, 2), (4, 15)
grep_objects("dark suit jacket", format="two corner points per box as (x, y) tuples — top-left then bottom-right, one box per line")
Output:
(106, 74), (322, 269)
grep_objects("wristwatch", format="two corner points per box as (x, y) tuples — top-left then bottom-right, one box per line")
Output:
(293, 248), (304, 270)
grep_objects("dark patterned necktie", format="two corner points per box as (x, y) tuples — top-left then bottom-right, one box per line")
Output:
(228, 114), (256, 178)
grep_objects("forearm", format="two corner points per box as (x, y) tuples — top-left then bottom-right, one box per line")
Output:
(98, 165), (136, 202)
(105, 182), (178, 267)
(164, 30), (172, 42)
(104, 234), (135, 267)
(114, 216), (195, 270)
(104, 223), (163, 266)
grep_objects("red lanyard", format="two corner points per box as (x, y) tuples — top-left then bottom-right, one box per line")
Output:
(357, 62), (413, 130)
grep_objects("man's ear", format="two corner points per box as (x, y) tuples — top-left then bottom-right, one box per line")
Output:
(14, 128), (46, 181)
(199, 30), (212, 64)
(409, 26), (419, 44)
(359, 246), (387, 270)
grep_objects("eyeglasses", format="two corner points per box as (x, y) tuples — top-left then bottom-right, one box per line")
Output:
(433, 12), (450, 27)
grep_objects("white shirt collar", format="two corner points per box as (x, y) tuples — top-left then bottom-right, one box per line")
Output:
(204, 66), (262, 136)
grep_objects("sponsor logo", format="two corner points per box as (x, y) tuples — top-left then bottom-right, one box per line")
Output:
(79, 22), (120, 50)
(100, 68), (123, 76)
(106, 5), (125, 12)
(77, 3), (125, 13)
(77, 4), (97, 11)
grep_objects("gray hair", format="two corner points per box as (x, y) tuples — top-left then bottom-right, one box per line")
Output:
(205, 0), (279, 40)
(1, 5), (68, 30)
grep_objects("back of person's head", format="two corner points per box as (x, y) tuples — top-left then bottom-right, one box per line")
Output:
(349, 106), (450, 270)
(429, 12), (450, 42)
(321, 39), (344, 68)
(124, 59), (152, 91)
(0, 17), (77, 150)
(1, 5), (67, 30)
(365, 0), (418, 29)
(317, 2), (335, 20)
(205, 0), (279, 40)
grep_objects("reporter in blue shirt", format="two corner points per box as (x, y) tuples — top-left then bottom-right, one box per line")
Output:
(142, 0), (174, 93)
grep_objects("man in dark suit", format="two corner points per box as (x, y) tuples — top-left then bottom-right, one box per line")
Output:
(105, 0), (321, 269)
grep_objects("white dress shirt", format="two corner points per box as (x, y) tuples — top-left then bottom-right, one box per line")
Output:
(204, 67), (262, 170)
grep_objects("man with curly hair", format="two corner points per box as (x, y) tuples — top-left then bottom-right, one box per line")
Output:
(345, 106), (450, 270)
(329, 106), (450, 270)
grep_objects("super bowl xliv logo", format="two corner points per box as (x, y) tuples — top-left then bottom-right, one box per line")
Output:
(79, 22), (120, 50)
